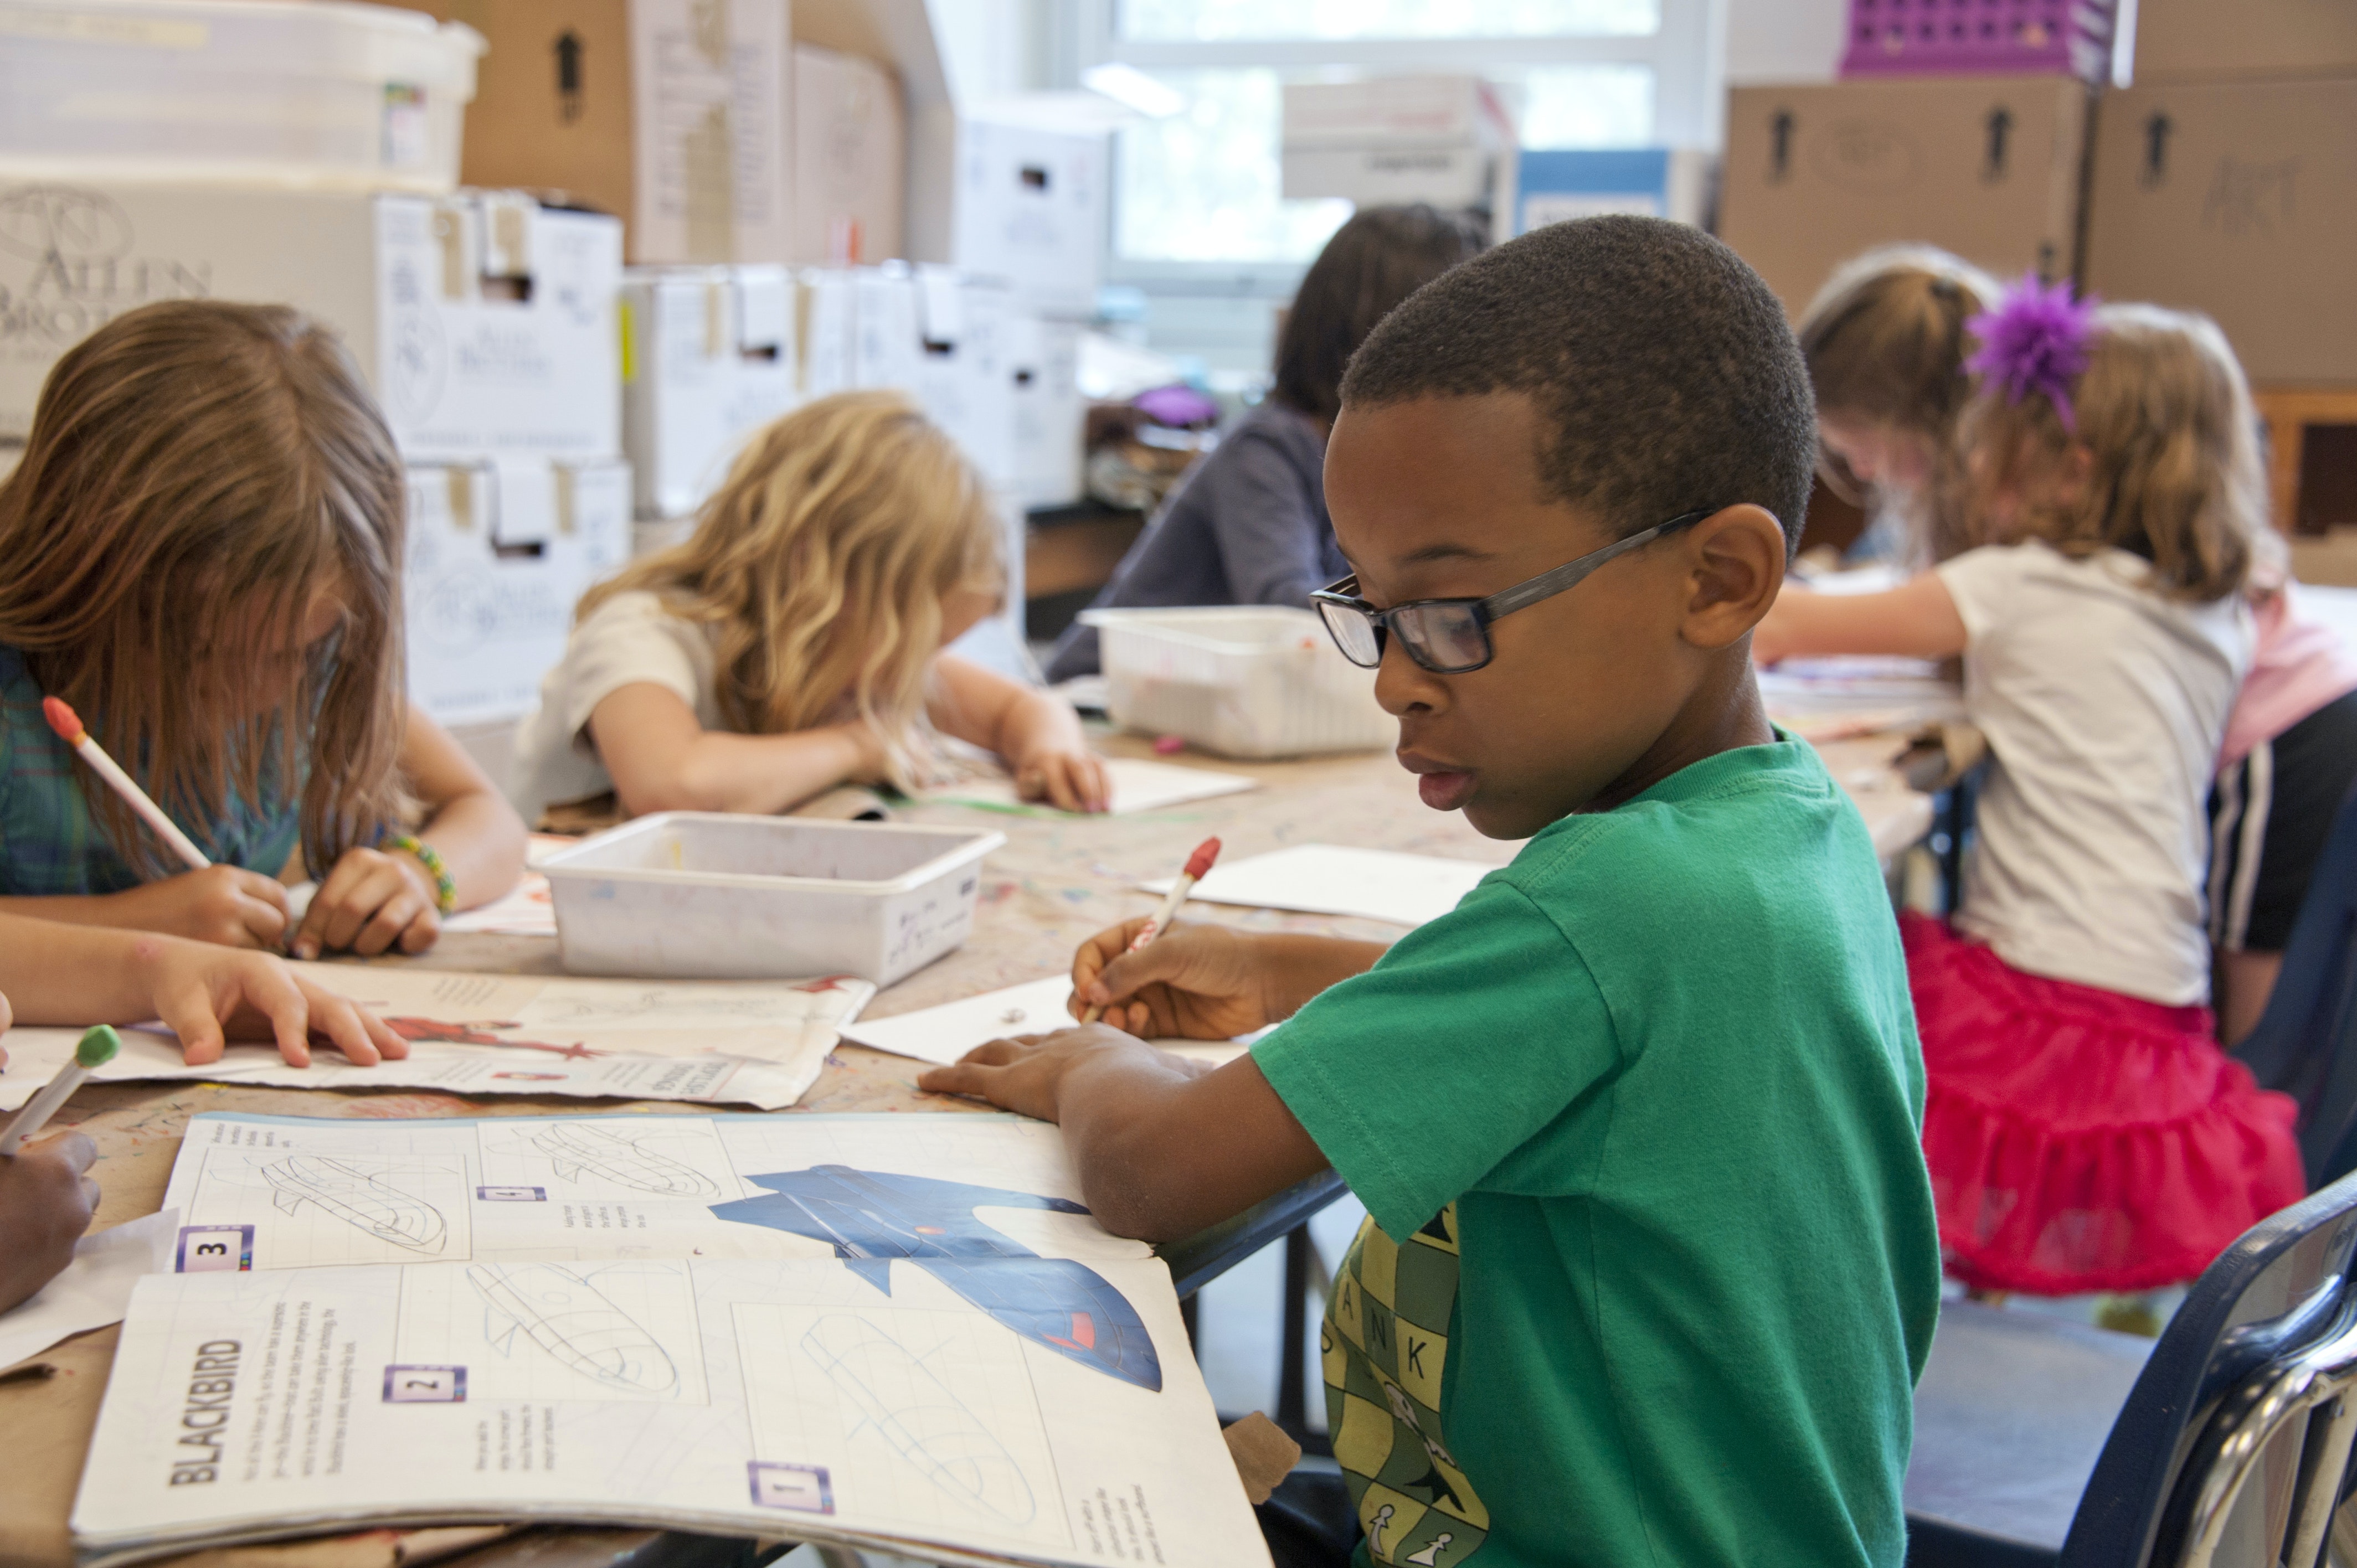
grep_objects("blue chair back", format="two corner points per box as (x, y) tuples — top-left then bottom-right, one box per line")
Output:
(2059, 1168), (2357, 1567)
(2236, 781), (2357, 1187)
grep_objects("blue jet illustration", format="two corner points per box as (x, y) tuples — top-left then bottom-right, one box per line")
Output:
(711, 1164), (1162, 1391)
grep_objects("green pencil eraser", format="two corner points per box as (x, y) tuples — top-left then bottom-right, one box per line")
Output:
(76, 1025), (120, 1069)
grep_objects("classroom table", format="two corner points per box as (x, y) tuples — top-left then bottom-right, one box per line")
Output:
(0, 726), (1936, 1568)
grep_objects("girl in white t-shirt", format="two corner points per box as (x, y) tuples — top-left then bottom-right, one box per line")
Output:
(1756, 286), (2302, 1297)
(512, 391), (1108, 825)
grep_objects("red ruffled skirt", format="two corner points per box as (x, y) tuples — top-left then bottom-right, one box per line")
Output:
(1902, 912), (2305, 1295)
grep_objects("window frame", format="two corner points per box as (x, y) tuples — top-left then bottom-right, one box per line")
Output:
(1080, 0), (1726, 291)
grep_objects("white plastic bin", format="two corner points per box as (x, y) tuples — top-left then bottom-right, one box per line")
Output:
(539, 814), (1005, 986)
(1081, 605), (1394, 759)
(0, 0), (483, 192)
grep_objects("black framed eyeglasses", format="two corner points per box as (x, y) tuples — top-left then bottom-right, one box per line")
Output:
(1310, 509), (1711, 674)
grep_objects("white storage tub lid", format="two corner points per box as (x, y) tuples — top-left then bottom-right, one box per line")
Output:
(1079, 604), (1331, 652)
(0, 0), (484, 92)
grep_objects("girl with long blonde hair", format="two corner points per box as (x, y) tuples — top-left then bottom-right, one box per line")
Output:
(0, 300), (526, 965)
(511, 391), (1107, 823)
(1756, 285), (2303, 1297)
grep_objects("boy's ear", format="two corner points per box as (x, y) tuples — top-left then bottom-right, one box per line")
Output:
(1677, 504), (1788, 651)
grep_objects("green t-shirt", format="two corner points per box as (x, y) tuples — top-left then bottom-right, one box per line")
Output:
(1253, 736), (1939, 1568)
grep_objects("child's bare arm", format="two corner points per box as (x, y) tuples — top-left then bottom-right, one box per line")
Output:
(1751, 572), (1969, 666)
(922, 1032), (1329, 1241)
(293, 704), (529, 959)
(588, 683), (886, 816)
(0, 868), (290, 950)
(0, 913), (405, 1066)
(928, 655), (1110, 813)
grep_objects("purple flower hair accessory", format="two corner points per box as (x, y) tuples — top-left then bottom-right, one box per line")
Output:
(1963, 275), (2101, 434)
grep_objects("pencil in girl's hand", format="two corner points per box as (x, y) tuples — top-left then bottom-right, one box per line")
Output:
(1079, 837), (1222, 1025)
(43, 696), (211, 871)
(0, 1027), (120, 1158)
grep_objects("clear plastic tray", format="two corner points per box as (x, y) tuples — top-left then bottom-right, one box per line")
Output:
(539, 814), (1005, 986)
(1080, 605), (1394, 759)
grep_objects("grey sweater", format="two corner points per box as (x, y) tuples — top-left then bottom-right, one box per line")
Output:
(1046, 402), (1341, 680)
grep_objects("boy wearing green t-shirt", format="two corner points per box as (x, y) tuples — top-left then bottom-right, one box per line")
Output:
(919, 215), (1941, 1568)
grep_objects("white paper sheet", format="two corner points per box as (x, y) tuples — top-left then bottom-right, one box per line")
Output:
(1147, 843), (1494, 928)
(76, 1113), (1271, 1568)
(837, 977), (1079, 1066)
(0, 1208), (177, 1370)
(925, 757), (1259, 817)
(839, 978), (1264, 1071)
(0, 963), (876, 1113)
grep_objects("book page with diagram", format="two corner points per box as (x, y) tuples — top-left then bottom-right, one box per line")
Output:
(83, 1113), (1267, 1566)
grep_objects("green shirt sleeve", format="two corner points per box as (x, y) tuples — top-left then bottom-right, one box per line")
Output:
(1251, 876), (1620, 1244)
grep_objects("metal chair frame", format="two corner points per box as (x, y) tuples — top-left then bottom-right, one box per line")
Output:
(2171, 1299), (2357, 1567)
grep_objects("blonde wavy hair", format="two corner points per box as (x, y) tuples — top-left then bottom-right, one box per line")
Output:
(1953, 302), (2265, 603)
(580, 391), (1001, 787)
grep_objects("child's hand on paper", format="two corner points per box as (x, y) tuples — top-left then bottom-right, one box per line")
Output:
(132, 938), (408, 1068)
(0, 1127), (97, 1314)
(917, 1024), (1192, 1121)
(1013, 745), (1111, 814)
(100, 865), (292, 950)
(1068, 918), (1275, 1039)
(290, 845), (444, 961)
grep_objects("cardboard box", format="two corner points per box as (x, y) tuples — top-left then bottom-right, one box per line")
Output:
(622, 265), (798, 519)
(793, 43), (905, 264)
(1281, 76), (1516, 209)
(950, 119), (1105, 318)
(0, 182), (620, 459)
(456, 0), (791, 266)
(1720, 76), (2092, 318)
(1514, 148), (1715, 234)
(2133, 0), (2357, 83)
(2085, 76), (2357, 386)
(405, 457), (632, 724)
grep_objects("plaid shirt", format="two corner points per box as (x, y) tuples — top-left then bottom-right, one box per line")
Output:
(0, 645), (302, 895)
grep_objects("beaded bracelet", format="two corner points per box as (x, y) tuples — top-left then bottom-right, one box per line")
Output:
(383, 832), (457, 915)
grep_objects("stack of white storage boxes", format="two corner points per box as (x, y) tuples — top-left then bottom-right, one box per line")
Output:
(0, 0), (627, 733)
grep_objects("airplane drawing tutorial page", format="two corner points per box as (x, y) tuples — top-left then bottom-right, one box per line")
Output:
(76, 1113), (1270, 1568)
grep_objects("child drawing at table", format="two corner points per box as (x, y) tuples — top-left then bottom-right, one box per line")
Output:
(924, 217), (1939, 1567)
(1757, 282), (2303, 1296)
(0, 913), (406, 1309)
(1798, 245), (1997, 568)
(511, 390), (1108, 823)
(0, 301), (528, 959)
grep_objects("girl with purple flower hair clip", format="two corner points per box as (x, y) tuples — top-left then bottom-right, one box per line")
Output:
(1756, 285), (2305, 1309)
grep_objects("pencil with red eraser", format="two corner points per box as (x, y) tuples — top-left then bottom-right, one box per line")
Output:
(43, 696), (210, 872)
(1079, 836), (1221, 1025)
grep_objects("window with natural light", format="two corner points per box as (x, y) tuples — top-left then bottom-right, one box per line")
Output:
(1098, 0), (1689, 266)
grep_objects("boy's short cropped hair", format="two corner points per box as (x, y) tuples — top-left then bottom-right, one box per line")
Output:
(1339, 214), (1818, 551)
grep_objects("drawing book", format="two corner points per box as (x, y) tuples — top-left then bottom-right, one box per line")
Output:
(0, 966), (876, 1115)
(74, 1113), (1270, 1568)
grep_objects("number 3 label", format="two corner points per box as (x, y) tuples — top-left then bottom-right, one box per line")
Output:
(176, 1225), (254, 1273)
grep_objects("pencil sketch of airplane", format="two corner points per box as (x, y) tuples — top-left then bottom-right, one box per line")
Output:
(801, 1313), (1036, 1524)
(710, 1165), (1161, 1391)
(466, 1262), (680, 1395)
(259, 1157), (447, 1253)
(519, 1123), (721, 1197)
